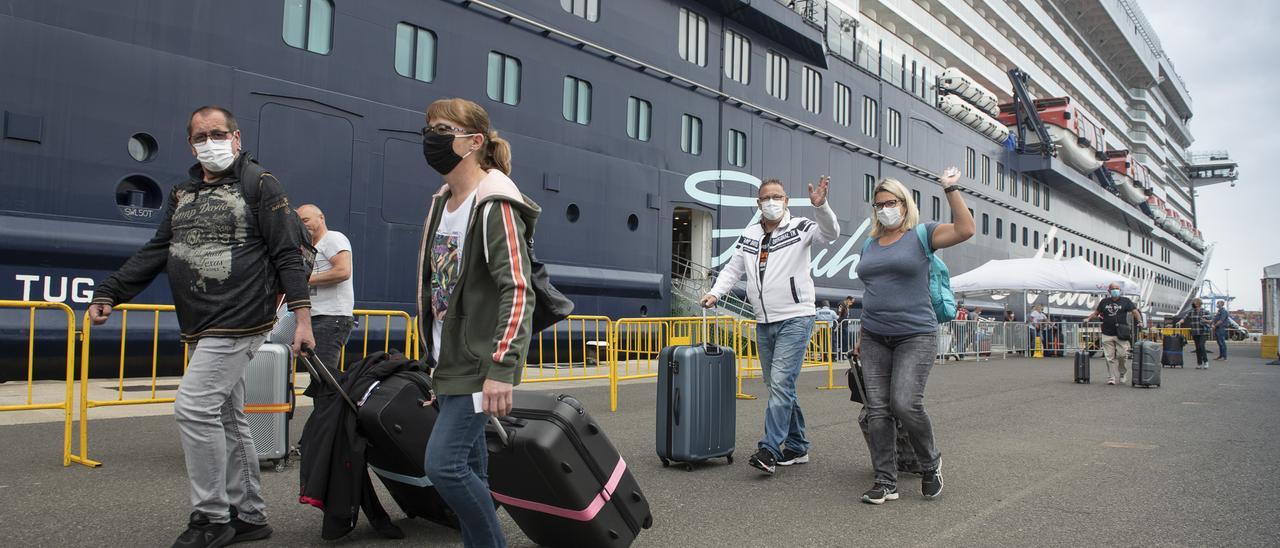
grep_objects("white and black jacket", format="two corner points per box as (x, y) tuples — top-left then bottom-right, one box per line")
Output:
(709, 203), (840, 324)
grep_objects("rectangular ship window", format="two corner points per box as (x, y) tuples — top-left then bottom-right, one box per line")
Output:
(394, 23), (436, 83)
(627, 97), (652, 141)
(681, 114), (702, 155)
(802, 66), (821, 113)
(562, 76), (592, 125)
(487, 52), (521, 105)
(724, 29), (750, 84)
(887, 108), (901, 147)
(834, 83), (852, 127)
(862, 96), (877, 138)
(767, 51), (789, 100)
(561, 0), (599, 22)
(283, 0), (334, 55)
(727, 129), (747, 167)
(678, 8), (708, 67)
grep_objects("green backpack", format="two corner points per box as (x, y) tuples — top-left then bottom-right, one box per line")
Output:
(861, 224), (958, 323)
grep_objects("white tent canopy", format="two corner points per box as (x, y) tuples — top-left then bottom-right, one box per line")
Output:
(950, 257), (1141, 296)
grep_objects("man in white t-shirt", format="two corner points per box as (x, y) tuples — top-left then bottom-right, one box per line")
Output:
(297, 204), (354, 378)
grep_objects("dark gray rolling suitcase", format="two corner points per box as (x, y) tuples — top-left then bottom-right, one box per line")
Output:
(1073, 351), (1091, 384)
(1132, 340), (1161, 388)
(654, 314), (736, 469)
(487, 392), (653, 548)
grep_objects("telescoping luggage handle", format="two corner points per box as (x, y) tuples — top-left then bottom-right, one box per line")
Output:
(297, 347), (359, 414)
(699, 305), (722, 356)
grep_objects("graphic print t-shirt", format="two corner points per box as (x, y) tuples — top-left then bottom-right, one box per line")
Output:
(430, 191), (477, 363)
(1095, 297), (1135, 336)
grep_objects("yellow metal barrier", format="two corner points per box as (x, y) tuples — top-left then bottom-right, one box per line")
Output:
(522, 316), (613, 385)
(0, 301), (78, 467)
(734, 319), (841, 400)
(72, 303), (187, 468)
(609, 315), (739, 411)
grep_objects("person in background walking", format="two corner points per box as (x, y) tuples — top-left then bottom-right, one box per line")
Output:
(1177, 298), (1212, 368)
(854, 166), (974, 504)
(1212, 300), (1230, 361)
(837, 296), (856, 357)
(296, 204), (355, 384)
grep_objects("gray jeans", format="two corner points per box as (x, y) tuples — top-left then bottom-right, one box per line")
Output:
(859, 329), (942, 487)
(175, 334), (269, 525)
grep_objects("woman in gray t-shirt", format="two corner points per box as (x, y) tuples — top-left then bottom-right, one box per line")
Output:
(853, 167), (975, 504)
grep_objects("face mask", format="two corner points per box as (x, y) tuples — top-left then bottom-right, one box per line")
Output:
(423, 131), (479, 175)
(194, 139), (236, 173)
(877, 206), (904, 228)
(1109, 289), (1121, 298)
(759, 199), (786, 221)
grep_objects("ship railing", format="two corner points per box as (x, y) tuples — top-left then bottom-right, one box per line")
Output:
(0, 301), (78, 467)
(734, 319), (843, 400)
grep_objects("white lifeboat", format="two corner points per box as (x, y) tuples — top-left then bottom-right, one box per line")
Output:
(1160, 209), (1180, 233)
(937, 67), (1000, 117)
(937, 94), (1010, 144)
(997, 97), (1105, 175)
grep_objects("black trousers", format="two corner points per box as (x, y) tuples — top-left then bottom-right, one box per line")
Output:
(1192, 334), (1208, 365)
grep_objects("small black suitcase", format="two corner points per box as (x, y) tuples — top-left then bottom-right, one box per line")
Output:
(1161, 335), (1185, 368)
(357, 371), (459, 528)
(487, 392), (653, 548)
(1073, 351), (1091, 384)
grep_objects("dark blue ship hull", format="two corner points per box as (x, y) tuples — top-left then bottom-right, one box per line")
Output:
(0, 0), (1201, 379)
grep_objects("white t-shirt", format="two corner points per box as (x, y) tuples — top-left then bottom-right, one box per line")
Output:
(310, 230), (354, 317)
(430, 191), (477, 363)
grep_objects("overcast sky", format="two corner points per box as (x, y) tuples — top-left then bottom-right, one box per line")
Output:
(1145, 0), (1279, 311)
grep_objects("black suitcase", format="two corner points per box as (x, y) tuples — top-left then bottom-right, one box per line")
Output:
(1132, 341), (1161, 388)
(487, 392), (653, 548)
(1073, 351), (1090, 384)
(356, 371), (459, 528)
(1161, 335), (1185, 368)
(655, 341), (736, 469)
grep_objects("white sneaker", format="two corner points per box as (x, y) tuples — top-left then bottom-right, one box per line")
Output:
(1119, 374), (1128, 384)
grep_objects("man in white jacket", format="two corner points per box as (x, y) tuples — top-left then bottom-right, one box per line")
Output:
(702, 176), (839, 475)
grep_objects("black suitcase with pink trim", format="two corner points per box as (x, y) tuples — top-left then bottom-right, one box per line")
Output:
(486, 392), (652, 547)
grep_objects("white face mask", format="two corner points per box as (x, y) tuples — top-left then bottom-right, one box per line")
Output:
(194, 138), (236, 173)
(760, 199), (786, 221)
(876, 206), (903, 228)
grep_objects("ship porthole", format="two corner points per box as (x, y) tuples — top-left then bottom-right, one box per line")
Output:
(627, 214), (639, 231)
(115, 175), (164, 222)
(128, 133), (158, 162)
(566, 203), (580, 223)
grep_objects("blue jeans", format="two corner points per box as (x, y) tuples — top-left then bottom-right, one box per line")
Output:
(859, 329), (942, 487)
(1215, 328), (1228, 358)
(756, 315), (815, 458)
(424, 395), (505, 548)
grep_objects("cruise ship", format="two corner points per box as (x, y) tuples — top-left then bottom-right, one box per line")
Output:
(0, 0), (1238, 377)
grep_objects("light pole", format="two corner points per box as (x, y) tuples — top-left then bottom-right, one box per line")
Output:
(1224, 268), (1231, 307)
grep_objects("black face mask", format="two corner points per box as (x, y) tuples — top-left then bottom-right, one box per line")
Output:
(422, 132), (476, 175)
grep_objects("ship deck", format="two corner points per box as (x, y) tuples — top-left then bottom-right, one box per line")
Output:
(2, 343), (1277, 546)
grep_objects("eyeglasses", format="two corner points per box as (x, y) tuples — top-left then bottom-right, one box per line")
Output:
(421, 124), (470, 137)
(189, 129), (232, 144)
(872, 199), (901, 210)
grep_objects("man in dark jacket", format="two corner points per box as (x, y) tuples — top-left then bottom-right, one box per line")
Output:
(88, 106), (314, 548)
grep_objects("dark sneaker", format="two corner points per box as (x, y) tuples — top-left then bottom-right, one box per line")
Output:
(172, 512), (235, 548)
(777, 448), (810, 466)
(860, 483), (899, 505)
(747, 448), (777, 475)
(227, 519), (272, 545)
(922, 467), (944, 499)
(370, 517), (406, 539)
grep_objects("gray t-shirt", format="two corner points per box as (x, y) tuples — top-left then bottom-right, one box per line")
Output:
(856, 222), (939, 336)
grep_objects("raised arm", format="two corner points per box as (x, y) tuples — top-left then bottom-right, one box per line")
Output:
(929, 167), (976, 250)
(808, 175), (840, 243)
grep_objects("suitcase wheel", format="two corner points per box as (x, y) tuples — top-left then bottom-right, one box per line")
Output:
(683, 463), (695, 472)
(642, 514), (654, 529)
(272, 458), (288, 473)
(725, 454), (734, 465)
(660, 457), (670, 468)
